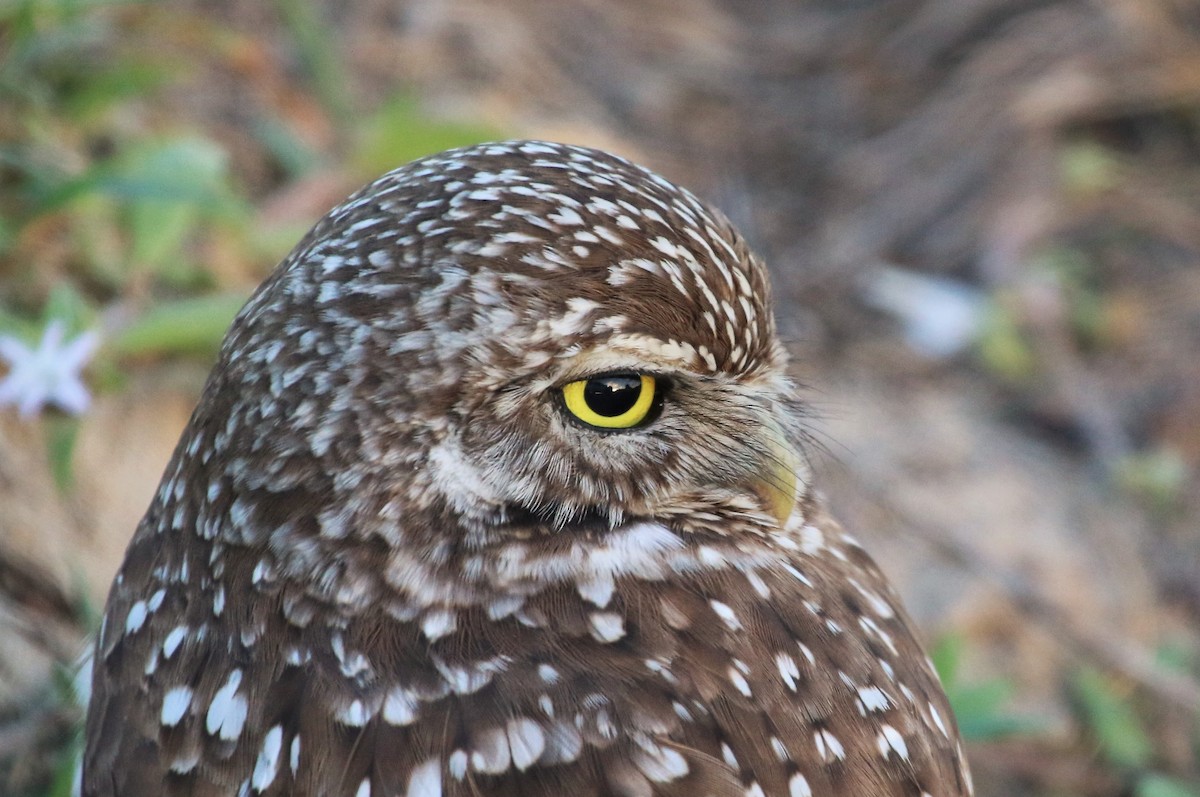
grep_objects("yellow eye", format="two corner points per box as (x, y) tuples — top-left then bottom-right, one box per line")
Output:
(561, 373), (659, 429)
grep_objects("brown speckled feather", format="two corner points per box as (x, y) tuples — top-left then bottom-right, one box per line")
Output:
(84, 140), (972, 796)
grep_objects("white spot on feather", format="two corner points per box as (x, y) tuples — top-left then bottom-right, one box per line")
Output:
(877, 724), (909, 761)
(542, 720), (584, 764)
(169, 751), (200, 774)
(577, 574), (615, 607)
(781, 562), (814, 587)
(251, 725), (283, 791)
(507, 717), (546, 770)
(471, 726), (511, 773)
(589, 611), (625, 642)
(125, 601), (147, 634)
(858, 686), (891, 713)
(162, 625), (187, 659)
(710, 600), (742, 630)
(422, 609), (458, 643)
(433, 655), (507, 694)
(728, 666), (753, 697)
(338, 699), (370, 726)
(448, 750), (468, 780)
(813, 729), (845, 762)
(634, 742), (689, 782)
(851, 578), (896, 618)
(160, 685), (192, 727)
(930, 702), (949, 737)
(746, 571), (771, 598)
(548, 297), (600, 336)
(776, 653), (800, 692)
(406, 757), (442, 797)
(205, 669), (248, 741)
(382, 688), (418, 725)
(800, 524), (825, 554)
(548, 207), (584, 226)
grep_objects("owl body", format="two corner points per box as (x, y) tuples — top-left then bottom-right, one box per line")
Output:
(84, 141), (972, 796)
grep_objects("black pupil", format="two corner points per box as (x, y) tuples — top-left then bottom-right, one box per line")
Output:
(584, 374), (643, 417)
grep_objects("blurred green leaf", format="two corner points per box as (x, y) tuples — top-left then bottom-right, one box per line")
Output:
(975, 299), (1036, 381)
(1030, 245), (1093, 283)
(0, 213), (12, 255)
(113, 293), (247, 357)
(90, 350), (127, 393)
(949, 679), (1014, 717)
(353, 94), (500, 178)
(1072, 667), (1154, 769)
(101, 136), (231, 206)
(32, 136), (246, 287)
(42, 281), (93, 332)
(1069, 288), (1108, 348)
(1155, 639), (1197, 675)
(65, 192), (127, 288)
(932, 634), (1044, 741)
(252, 114), (321, 178)
(950, 680), (1044, 740)
(60, 55), (174, 122)
(126, 197), (199, 275)
(0, 304), (40, 337)
(0, 0), (125, 107)
(67, 561), (101, 630)
(44, 732), (81, 797)
(1029, 246), (1112, 349)
(1136, 774), (1200, 797)
(43, 413), (79, 491)
(931, 633), (964, 685)
(955, 710), (1044, 741)
(1117, 448), (1189, 511)
(35, 135), (235, 216)
(1062, 140), (1121, 195)
(274, 0), (350, 123)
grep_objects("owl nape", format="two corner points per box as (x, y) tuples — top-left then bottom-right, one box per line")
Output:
(83, 140), (973, 797)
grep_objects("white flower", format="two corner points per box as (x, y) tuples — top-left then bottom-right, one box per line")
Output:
(0, 320), (101, 418)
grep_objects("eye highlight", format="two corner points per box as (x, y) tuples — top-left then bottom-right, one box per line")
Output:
(561, 373), (660, 429)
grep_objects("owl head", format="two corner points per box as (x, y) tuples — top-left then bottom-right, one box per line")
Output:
(193, 141), (805, 552)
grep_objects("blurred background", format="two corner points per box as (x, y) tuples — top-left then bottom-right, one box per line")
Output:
(1, 1), (1199, 794)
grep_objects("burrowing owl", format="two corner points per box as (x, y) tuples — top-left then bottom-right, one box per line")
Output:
(83, 140), (973, 796)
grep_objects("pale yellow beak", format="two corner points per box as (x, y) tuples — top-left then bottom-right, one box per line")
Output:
(750, 420), (800, 525)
